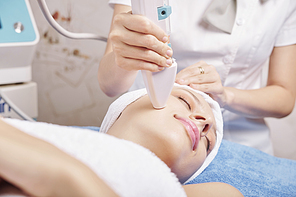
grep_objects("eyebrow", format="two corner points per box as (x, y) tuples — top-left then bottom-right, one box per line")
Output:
(181, 88), (202, 106)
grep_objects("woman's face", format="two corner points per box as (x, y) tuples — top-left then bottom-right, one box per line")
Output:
(108, 87), (217, 183)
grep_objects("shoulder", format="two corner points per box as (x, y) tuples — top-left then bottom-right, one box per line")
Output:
(183, 182), (244, 197)
(109, 0), (131, 8)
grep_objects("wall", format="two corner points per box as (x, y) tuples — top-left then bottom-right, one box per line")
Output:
(29, 0), (116, 127)
(267, 111), (296, 160)
(262, 60), (296, 160)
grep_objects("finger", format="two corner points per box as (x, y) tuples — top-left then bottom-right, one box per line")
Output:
(110, 22), (173, 59)
(115, 56), (165, 72)
(122, 31), (173, 59)
(118, 13), (169, 43)
(131, 34), (173, 59)
(175, 65), (206, 85)
(113, 41), (172, 68)
(114, 13), (173, 58)
(176, 62), (215, 84)
(185, 72), (218, 85)
(190, 82), (221, 94)
(181, 61), (210, 75)
(177, 65), (200, 77)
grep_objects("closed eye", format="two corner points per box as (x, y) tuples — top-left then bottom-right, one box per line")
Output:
(178, 96), (191, 110)
(205, 135), (211, 154)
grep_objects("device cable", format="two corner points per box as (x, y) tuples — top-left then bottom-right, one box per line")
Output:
(37, 0), (108, 42)
(0, 91), (36, 122)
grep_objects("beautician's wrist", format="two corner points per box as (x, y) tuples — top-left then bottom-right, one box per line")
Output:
(222, 87), (235, 109)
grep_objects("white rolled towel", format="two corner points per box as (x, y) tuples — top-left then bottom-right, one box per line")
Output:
(3, 118), (186, 197)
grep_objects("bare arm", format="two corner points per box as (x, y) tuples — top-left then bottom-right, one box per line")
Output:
(98, 4), (173, 97)
(223, 44), (296, 118)
(0, 119), (118, 197)
(176, 44), (296, 118)
(183, 182), (244, 197)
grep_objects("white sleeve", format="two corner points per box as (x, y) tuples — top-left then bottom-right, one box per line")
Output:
(109, 0), (131, 8)
(275, 1), (296, 47)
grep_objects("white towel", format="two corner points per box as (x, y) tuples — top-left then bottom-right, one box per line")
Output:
(3, 118), (186, 197)
(101, 83), (223, 184)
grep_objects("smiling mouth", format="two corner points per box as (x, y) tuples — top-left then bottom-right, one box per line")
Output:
(175, 115), (200, 151)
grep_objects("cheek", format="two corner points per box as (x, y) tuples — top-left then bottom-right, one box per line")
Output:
(186, 141), (208, 168)
(171, 146), (207, 183)
(157, 122), (192, 159)
(148, 119), (193, 169)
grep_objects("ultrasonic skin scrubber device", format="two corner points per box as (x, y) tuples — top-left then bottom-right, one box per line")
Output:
(131, 0), (177, 109)
(38, 0), (176, 109)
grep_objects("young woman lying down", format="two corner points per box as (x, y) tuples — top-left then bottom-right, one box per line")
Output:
(0, 84), (243, 197)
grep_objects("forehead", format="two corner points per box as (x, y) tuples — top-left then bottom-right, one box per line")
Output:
(173, 87), (204, 103)
(172, 87), (212, 109)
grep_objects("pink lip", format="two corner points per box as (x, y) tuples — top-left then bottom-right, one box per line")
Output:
(175, 116), (200, 150)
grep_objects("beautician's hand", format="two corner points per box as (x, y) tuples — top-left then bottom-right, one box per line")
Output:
(99, 4), (174, 97)
(109, 11), (173, 72)
(175, 61), (229, 107)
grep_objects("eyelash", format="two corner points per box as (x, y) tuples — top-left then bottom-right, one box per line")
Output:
(205, 136), (211, 153)
(178, 96), (191, 110)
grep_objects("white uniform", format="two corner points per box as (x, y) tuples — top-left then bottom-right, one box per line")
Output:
(108, 0), (296, 154)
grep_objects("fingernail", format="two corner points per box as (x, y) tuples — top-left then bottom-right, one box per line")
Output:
(166, 59), (172, 66)
(167, 50), (173, 57)
(162, 36), (169, 42)
(191, 84), (197, 88)
(158, 66), (165, 71)
(178, 79), (185, 84)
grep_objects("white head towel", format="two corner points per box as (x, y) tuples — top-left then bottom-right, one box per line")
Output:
(100, 83), (223, 184)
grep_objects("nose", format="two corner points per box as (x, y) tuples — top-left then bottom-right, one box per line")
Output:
(189, 112), (214, 137)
